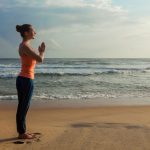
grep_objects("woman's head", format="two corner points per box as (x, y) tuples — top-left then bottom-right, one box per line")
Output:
(16, 24), (36, 40)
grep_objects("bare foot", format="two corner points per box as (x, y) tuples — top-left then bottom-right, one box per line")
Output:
(18, 133), (35, 139)
(26, 132), (35, 136)
(26, 133), (37, 138)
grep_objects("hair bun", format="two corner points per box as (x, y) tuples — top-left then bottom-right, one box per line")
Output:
(16, 25), (21, 32)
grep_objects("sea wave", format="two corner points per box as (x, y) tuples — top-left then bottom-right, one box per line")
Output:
(1, 68), (150, 78)
(0, 73), (18, 78)
(0, 93), (117, 101)
(0, 64), (20, 68)
(0, 95), (17, 100)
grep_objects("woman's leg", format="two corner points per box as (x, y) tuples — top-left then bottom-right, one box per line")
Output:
(16, 76), (34, 135)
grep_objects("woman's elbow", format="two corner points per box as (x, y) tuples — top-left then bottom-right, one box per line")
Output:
(37, 57), (43, 63)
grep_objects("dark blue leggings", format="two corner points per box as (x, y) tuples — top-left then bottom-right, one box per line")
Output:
(16, 76), (34, 134)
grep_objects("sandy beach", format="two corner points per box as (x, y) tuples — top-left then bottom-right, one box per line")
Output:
(1, 100), (150, 150)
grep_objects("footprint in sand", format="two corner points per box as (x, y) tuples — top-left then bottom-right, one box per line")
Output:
(13, 141), (24, 144)
(33, 132), (42, 142)
(26, 141), (32, 144)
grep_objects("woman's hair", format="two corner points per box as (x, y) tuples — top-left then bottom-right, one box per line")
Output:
(16, 24), (32, 38)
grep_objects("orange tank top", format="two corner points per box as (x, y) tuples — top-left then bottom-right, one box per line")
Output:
(19, 53), (36, 79)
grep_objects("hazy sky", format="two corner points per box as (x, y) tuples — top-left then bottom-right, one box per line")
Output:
(0, 0), (150, 58)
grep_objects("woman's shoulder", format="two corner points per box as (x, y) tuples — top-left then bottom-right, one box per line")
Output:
(19, 42), (30, 49)
(19, 42), (27, 50)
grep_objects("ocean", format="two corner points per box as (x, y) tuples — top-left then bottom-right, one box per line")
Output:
(1, 58), (150, 104)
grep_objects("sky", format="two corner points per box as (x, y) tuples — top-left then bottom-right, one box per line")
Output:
(0, 0), (150, 58)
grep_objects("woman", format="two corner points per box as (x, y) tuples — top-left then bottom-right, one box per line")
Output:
(16, 24), (45, 139)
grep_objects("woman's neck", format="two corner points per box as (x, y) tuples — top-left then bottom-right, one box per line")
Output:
(22, 38), (31, 45)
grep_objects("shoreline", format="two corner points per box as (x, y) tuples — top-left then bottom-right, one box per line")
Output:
(1, 96), (150, 109)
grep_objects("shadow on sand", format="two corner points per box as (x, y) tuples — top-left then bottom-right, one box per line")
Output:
(0, 137), (23, 144)
(71, 122), (147, 130)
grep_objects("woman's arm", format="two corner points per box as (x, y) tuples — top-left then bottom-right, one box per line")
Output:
(21, 44), (45, 63)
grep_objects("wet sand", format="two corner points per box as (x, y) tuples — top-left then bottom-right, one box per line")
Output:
(1, 100), (150, 150)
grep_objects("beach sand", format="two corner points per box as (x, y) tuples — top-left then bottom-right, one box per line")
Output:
(1, 100), (150, 150)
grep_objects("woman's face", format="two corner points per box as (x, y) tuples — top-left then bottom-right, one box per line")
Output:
(24, 26), (36, 40)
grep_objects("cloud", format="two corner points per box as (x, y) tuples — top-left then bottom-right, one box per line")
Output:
(0, 0), (127, 25)
(0, 0), (124, 12)
(1, 0), (150, 58)
(0, 0), (128, 45)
